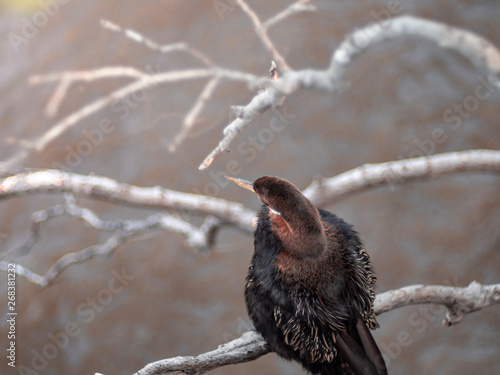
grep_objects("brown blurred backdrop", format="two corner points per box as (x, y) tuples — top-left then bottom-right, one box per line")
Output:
(0, 1), (499, 374)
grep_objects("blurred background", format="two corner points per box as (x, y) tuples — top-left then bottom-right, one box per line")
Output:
(0, 0), (499, 374)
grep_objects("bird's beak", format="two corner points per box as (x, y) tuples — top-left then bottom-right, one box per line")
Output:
(225, 176), (255, 193)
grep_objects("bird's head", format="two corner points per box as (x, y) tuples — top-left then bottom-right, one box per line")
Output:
(226, 176), (327, 257)
(225, 176), (304, 217)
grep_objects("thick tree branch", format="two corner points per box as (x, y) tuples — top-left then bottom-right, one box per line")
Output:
(302, 149), (500, 207)
(130, 330), (270, 375)
(0, 169), (256, 232)
(1, 149), (498, 239)
(373, 282), (500, 326)
(2, 149), (498, 286)
(93, 282), (499, 375)
(329, 15), (500, 82)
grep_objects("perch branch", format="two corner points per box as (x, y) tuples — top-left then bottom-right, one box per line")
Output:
(93, 282), (499, 375)
(374, 281), (500, 326)
(1, 149), (498, 286)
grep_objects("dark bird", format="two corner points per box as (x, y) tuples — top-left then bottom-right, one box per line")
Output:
(226, 176), (387, 375)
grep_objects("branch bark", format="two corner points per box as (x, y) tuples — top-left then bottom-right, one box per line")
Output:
(2, 149), (498, 287)
(0, 194), (221, 286)
(16, 15), (499, 172)
(93, 282), (499, 375)
(302, 149), (500, 207)
(199, 15), (500, 169)
(1, 149), (497, 228)
(235, 0), (291, 71)
(0, 169), (256, 232)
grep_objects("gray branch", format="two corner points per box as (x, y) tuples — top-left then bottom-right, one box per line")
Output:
(0, 193), (221, 286)
(1, 149), (499, 287)
(199, 15), (500, 169)
(302, 149), (500, 207)
(92, 282), (500, 375)
(0, 169), (256, 232)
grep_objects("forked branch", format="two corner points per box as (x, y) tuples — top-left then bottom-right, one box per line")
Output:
(1, 149), (499, 287)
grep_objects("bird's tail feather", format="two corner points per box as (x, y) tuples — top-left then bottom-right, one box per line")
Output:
(305, 319), (387, 375)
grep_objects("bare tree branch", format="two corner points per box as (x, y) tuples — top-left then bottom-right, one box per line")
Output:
(130, 330), (270, 375)
(29, 67), (257, 155)
(199, 15), (500, 169)
(1, 149), (498, 286)
(23, 15), (499, 172)
(198, 87), (284, 170)
(5, 65), (262, 173)
(373, 282), (500, 326)
(0, 169), (256, 231)
(1, 149), (499, 239)
(235, 0), (291, 71)
(92, 282), (499, 375)
(100, 19), (214, 67)
(303, 149), (500, 207)
(0, 193), (221, 286)
(169, 76), (221, 152)
(262, 0), (316, 30)
(329, 15), (500, 83)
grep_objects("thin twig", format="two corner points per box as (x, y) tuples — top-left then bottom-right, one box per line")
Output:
(198, 87), (284, 170)
(0, 194), (222, 287)
(169, 76), (221, 152)
(101, 19), (214, 67)
(3, 67), (262, 174)
(200, 15), (500, 169)
(235, 0), (291, 71)
(29, 66), (148, 85)
(263, 0), (316, 30)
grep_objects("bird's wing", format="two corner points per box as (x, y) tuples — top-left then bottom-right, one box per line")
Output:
(336, 319), (388, 375)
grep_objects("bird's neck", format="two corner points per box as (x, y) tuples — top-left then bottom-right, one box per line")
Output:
(269, 204), (327, 259)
